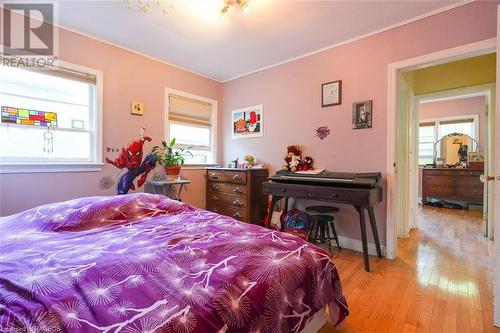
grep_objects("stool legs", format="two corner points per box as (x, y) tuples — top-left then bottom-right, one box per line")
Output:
(308, 214), (341, 253)
(329, 221), (341, 250)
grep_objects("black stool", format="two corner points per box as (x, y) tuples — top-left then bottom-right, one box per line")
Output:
(306, 205), (341, 253)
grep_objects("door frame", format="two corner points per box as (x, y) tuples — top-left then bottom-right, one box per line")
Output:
(409, 84), (495, 238)
(386, 37), (496, 260)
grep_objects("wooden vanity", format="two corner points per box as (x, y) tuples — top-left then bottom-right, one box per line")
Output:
(421, 167), (484, 205)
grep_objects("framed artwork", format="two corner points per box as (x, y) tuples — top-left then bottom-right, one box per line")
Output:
(231, 104), (263, 139)
(322, 80), (342, 107)
(131, 101), (144, 115)
(352, 100), (373, 129)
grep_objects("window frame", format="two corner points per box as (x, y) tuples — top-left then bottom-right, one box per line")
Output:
(164, 88), (218, 168)
(418, 114), (479, 165)
(0, 60), (104, 174)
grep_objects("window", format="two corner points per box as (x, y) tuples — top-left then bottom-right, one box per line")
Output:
(167, 91), (217, 165)
(418, 116), (477, 165)
(418, 122), (436, 165)
(0, 62), (102, 172)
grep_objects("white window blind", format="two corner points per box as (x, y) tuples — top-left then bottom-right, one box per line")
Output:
(168, 93), (215, 164)
(0, 63), (102, 170)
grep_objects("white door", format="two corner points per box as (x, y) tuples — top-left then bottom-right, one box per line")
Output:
(494, 5), (500, 326)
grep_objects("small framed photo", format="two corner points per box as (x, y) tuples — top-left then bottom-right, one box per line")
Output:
(131, 101), (144, 115)
(231, 104), (263, 139)
(322, 80), (342, 107)
(352, 100), (373, 129)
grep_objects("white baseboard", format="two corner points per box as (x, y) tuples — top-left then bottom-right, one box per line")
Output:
(337, 235), (386, 257)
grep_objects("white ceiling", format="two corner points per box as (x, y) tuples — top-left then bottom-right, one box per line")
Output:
(57, 0), (466, 82)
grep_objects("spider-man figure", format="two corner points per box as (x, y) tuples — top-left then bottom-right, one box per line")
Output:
(106, 132), (156, 195)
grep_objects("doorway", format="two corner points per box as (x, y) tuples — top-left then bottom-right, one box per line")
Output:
(386, 37), (498, 325)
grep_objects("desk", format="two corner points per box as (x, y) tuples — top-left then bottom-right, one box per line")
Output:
(146, 179), (190, 201)
(263, 171), (383, 272)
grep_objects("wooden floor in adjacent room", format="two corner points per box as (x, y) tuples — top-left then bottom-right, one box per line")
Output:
(319, 205), (497, 333)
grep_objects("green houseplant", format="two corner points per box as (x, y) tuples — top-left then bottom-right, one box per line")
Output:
(151, 138), (192, 177)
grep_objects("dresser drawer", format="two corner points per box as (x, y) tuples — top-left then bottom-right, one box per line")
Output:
(206, 204), (248, 221)
(207, 170), (247, 184)
(207, 182), (248, 195)
(207, 192), (247, 209)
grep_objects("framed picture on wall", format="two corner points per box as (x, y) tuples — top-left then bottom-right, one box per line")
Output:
(352, 100), (373, 129)
(231, 105), (263, 139)
(322, 80), (342, 107)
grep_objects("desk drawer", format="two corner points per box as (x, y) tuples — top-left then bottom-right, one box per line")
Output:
(207, 192), (247, 209)
(263, 182), (375, 206)
(207, 170), (247, 184)
(207, 182), (248, 195)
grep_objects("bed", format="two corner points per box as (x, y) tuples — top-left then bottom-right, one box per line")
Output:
(0, 193), (348, 332)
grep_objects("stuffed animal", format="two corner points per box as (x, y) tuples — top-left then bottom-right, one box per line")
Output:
(283, 145), (302, 171)
(303, 156), (314, 170)
(289, 155), (301, 172)
(244, 154), (255, 168)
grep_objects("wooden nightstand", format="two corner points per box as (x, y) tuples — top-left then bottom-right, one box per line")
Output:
(206, 167), (269, 225)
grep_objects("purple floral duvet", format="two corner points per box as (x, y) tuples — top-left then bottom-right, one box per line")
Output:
(0, 193), (348, 333)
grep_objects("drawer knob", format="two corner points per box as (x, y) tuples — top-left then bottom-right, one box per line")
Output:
(233, 174), (242, 180)
(212, 185), (219, 190)
(233, 187), (242, 193)
(332, 193), (338, 198)
(210, 173), (219, 179)
(212, 195), (218, 201)
(282, 189), (287, 193)
(232, 199), (242, 206)
(233, 212), (242, 218)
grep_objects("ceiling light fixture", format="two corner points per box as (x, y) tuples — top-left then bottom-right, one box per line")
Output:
(220, 0), (251, 16)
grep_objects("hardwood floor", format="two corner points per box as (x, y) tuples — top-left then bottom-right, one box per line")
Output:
(319, 205), (498, 333)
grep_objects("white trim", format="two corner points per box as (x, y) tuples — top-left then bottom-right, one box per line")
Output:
(8, 0), (472, 83)
(494, 6), (500, 326)
(222, 0), (473, 82)
(386, 38), (496, 261)
(337, 235), (387, 257)
(164, 88), (218, 164)
(0, 163), (103, 174)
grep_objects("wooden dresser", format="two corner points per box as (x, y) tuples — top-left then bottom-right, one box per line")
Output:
(206, 167), (269, 224)
(422, 168), (484, 205)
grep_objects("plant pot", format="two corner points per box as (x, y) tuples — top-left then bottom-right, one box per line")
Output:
(164, 165), (181, 178)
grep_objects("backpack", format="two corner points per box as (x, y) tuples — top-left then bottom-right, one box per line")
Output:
(282, 209), (310, 240)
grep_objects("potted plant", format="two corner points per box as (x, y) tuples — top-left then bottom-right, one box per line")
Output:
(151, 138), (192, 177)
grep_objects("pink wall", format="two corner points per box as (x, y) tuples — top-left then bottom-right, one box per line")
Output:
(419, 96), (487, 151)
(221, 1), (498, 245)
(0, 26), (222, 216)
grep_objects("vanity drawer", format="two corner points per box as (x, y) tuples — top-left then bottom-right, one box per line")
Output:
(207, 170), (247, 184)
(207, 182), (248, 195)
